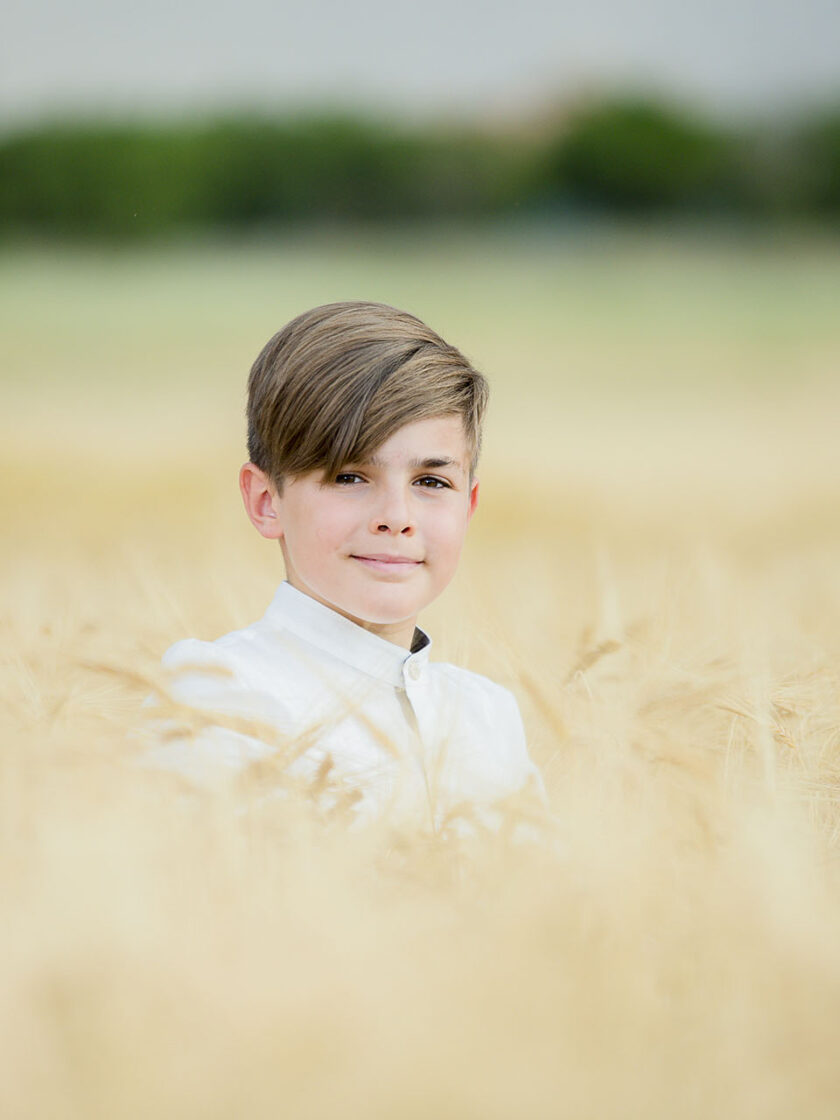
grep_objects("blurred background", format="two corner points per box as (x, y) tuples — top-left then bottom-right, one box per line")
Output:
(3, 0), (840, 233)
(3, 3), (840, 1118)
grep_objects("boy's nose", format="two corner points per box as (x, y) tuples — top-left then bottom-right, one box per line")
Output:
(370, 488), (415, 535)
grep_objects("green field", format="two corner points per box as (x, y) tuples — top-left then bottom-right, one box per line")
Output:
(3, 226), (840, 1118)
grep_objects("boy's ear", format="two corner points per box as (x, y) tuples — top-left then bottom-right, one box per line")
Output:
(239, 463), (284, 540)
(467, 476), (479, 522)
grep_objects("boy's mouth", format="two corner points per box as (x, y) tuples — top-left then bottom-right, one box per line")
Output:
(351, 553), (423, 568)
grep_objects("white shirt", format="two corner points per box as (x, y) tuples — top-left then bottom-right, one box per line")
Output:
(142, 581), (546, 831)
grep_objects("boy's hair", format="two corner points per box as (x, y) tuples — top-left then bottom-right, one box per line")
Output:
(246, 301), (489, 491)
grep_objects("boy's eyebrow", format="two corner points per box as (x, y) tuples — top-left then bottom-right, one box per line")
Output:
(365, 455), (465, 471)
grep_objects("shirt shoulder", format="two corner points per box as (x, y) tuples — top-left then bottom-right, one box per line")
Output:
(158, 621), (287, 725)
(430, 663), (528, 761)
(160, 635), (240, 700)
(140, 623), (293, 786)
(432, 660), (520, 716)
(159, 604), (293, 682)
(161, 621), (262, 674)
(429, 661), (545, 798)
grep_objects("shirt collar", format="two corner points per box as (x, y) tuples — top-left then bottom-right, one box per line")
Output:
(263, 581), (432, 688)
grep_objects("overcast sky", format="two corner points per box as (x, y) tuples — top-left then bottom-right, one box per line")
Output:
(3, 0), (839, 130)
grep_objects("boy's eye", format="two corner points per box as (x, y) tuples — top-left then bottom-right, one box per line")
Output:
(332, 472), (450, 489)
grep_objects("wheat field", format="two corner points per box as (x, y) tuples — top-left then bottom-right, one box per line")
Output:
(3, 225), (840, 1119)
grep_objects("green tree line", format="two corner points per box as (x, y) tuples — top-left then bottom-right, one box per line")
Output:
(1, 98), (838, 237)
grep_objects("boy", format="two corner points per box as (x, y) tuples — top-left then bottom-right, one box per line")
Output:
(145, 301), (546, 832)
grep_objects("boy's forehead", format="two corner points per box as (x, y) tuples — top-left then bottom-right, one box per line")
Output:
(353, 415), (471, 469)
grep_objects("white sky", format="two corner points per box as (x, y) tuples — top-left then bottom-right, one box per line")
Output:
(3, 0), (839, 129)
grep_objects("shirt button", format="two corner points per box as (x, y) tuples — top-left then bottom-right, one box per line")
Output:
(406, 661), (421, 682)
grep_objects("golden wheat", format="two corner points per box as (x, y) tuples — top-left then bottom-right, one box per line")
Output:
(2, 231), (840, 1119)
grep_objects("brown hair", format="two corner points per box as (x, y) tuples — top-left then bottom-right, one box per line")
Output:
(246, 301), (488, 492)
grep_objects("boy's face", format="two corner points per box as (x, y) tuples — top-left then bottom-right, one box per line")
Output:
(247, 415), (479, 649)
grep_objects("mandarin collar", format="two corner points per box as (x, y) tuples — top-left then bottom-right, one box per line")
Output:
(263, 581), (431, 688)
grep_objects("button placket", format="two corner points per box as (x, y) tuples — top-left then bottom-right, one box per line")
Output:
(403, 658), (428, 724)
(402, 663), (432, 793)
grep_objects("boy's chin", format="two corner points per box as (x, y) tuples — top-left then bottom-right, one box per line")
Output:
(341, 594), (424, 627)
(289, 570), (442, 628)
(329, 583), (434, 627)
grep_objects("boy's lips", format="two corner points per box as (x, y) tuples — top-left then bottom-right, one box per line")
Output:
(351, 553), (423, 567)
